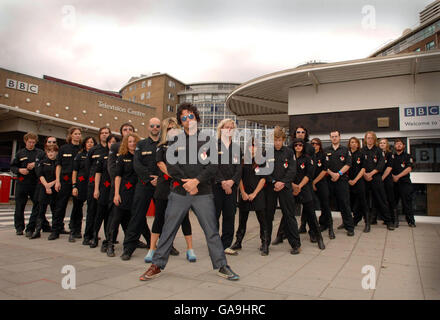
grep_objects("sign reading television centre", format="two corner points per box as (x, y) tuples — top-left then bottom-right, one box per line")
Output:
(399, 104), (440, 131)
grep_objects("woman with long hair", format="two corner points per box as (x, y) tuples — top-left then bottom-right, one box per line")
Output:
(310, 138), (335, 239)
(70, 136), (96, 243)
(106, 133), (140, 257)
(49, 127), (82, 240)
(348, 137), (370, 232)
(379, 138), (397, 227)
(145, 117), (196, 263)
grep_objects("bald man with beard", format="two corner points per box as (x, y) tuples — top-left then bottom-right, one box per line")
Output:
(120, 118), (161, 261)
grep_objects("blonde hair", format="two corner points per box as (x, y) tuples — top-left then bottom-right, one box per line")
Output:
(364, 131), (377, 146)
(159, 117), (180, 146)
(217, 118), (236, 139)
(379, 138), (391, 153)
(23, 132), (38, 142)
(274, 126), (286, 140)
(119, 133), (140, 155)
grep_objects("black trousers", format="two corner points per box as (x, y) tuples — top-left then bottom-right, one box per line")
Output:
(84, 185), (98, 240)
(350, 180), (369, 224)
(299, 200), (322, 238)
(69, 197), (85, 235)
(23, 185), (51, 232)
(266, 187), (301, 249)
(93, 202), (112, 243)
(384, 177), (396, 222)
(213, 184), (238, 249)
(151, 198), (192, 236)
(51, 182), (72, 234)
(365, 176), (392, 224)
(122, 183), (153, 254)
(235, 209), (269, 244)
(108, 207), (131, 244)
(315, 180), (333, 228)
(14, 183), (37, 232)
(35, 192), (57, 231)
(328, 178), (355, 232)
(394, 182), (415, 224)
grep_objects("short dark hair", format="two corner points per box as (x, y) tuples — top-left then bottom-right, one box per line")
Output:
(119, 123), (135, 135)
(99, 126), (111, 135)
(330, 130), (341, 136)
(45, 144), (59, 152)
(80, 136), (96, 151)
(293, 125), (309, 142)
(394, 138), (405, 145)
(106, 134), (120, 144)
(176, 103), (200, 125)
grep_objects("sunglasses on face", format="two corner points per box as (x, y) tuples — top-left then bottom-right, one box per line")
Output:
(150, 124), (161, 128)
(311, 142), (318, 145)
(47, 141), (57, 144)
(181, 113), (195, 122)
(294, 143), (303, 147)
(296, 131), (305, 134)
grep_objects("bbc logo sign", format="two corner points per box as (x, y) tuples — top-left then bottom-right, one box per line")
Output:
(5, 79), (39, 94)
(404, 106), (439, 117)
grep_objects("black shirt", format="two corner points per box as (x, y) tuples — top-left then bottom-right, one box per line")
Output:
(108, 141), (121, 181)
(115, 152), (137, 210)
(134, 137), (159, 184)
(392, 152), (415, 184)
(36, 157), (57, 183)
(313, 150), (328, 179)
(167, 130), (217, 196)
(73, 150), (89, 200)
(324, 145), (352, 180)
(239, 155), (266, 211)
(348, 149), (366, 180)
(56, 143), (80, 183)
(361, 145), (385, 177)
(154, 143), (172, 200)
(266, 146), (296, 187)
(214, 139), (242, 186)
(86, 144), (107, 186)
(10, 147), (44, 185)
(95, 151), (111, 205)
(294, 153), (314, 203)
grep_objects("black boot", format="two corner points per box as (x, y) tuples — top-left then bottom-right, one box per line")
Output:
(393, 209), (399, 228)
(30, 230), (41, 239)
(309, 231), (317, 243)
(298, 224), (307, 234)
(90, 234), (99, 248)
(317, 235), (325, 250)
(100, 240), (108, 253)
(260, 232), (270, 256)
(328, 221), (335, 239)
(106, 242), (115, 257)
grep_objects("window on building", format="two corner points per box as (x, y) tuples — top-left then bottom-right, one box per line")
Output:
(168, 80), (175, 88)
(167, 105), (174, 112)
(129, 86), (133, 91)
(147, 79), (152, 87)
(140, 93), (145, 100)
(414, 48), (421, 52)
(142, 81), (146, 88)
(133, 84), (136, 90)
(426, 40), (435, 51)
(146, 91), (151, 99)
(409, 137), (440, 172)
(168, 93), (174, 100)
(132, 96), (136, 102)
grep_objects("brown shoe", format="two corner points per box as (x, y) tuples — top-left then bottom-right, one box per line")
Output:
(139, 264), (161, 281)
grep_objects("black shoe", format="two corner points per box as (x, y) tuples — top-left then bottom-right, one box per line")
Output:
(107, 245), (115, 257)
(298, 224), (307, 234)
(230, 241), (242, 250)
(90, 238), (99, 248)
(290, 247), (301, 255)
(347, 230), (355, 237)
(60, 229), (70, 235)
(82, 238), (91, 245)
(387, 223), (395, 231)
(42, 226), (52, 232)
(218, 265), (240, 281)
(100, 241), (108, 253)
(30, 231), (41, 239)
(317, 237), (325, 250)
(309, 233), (317, 243)
(328, 226), (336, 239)
(16, 230), (24, 236)
(73, 233), (82, 239)
(260, 242), (269, 256)
(408, 223), (416, 228)
(170, 246), (180, 256)
(68, 233), (76, 243)
(353, 218), (362, 227)
(120, 250), (132, 261)
(137, 240), (148, 249)
(337, 223), (345, 230)
(25, 230), (33, 238)
(48, 232), (59, 240)
(363, 223), (371, 233)
(320, 224), (328, 232)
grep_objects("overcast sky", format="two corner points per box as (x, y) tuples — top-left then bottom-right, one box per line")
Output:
(0, 0), (434, 91)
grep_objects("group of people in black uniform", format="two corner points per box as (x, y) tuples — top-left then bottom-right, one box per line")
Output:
(10, 103), (417, 282)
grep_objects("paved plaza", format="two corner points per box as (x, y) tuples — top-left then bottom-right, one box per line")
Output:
(0, 204), (439, 300)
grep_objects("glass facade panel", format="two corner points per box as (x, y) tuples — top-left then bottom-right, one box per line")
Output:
(410, 138), (440, 172)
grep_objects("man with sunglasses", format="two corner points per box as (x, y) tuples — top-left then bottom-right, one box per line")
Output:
(140, 103), (239, 281)
(120, 118), (160, 260)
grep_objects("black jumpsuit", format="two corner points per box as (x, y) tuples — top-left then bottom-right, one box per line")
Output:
(84, 144), (108, 241)
(51, 143), (80, 235)
(213, 140), (242, 250)
(348, 150), (369, 226)
(70, 150), (89, 236)
(382, 151), (396, 224)
(362, 145), (392, 225)
(265, 146), (301, 249)
(108, 152), (137, 247)
(392, 151), (416, 225)
(34, 156), (58, 234)
(234, 154), (268, 248)
(10, 147), (45, 233)
(314, 150), (333, 230)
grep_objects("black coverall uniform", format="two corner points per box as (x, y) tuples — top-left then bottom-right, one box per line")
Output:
(70, 150), (89, 236)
